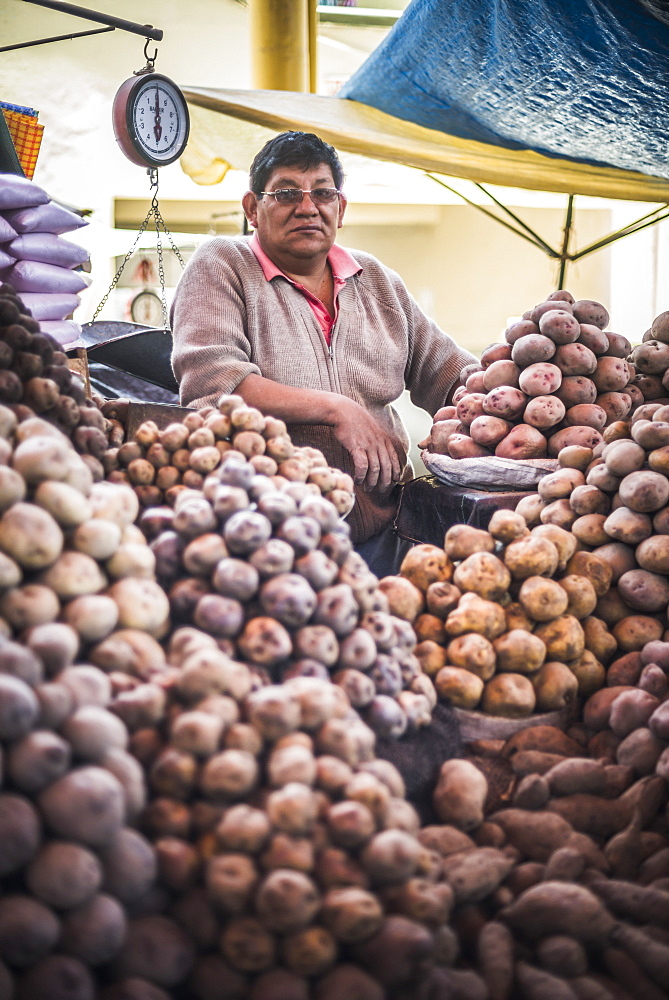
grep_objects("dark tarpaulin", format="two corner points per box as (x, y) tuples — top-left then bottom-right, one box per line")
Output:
(340, 0), (669, 180)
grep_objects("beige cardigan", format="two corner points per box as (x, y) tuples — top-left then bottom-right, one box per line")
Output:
(171, 236), (476, 543)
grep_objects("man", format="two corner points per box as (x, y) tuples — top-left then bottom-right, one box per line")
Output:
(171, 131), (476, 575)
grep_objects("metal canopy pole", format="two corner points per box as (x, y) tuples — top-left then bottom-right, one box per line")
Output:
(19, 0), (163, 40)
(0, 25), (114, 53)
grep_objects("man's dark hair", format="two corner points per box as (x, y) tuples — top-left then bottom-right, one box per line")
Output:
(249, 131), (344, 196)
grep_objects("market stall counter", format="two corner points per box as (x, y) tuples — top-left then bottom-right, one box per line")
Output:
(395, 474), (535, 547)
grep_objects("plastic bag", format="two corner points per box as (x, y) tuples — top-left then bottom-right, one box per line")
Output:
(421, 450), (558, 490)
(16, 292), (80, 321)
(4, 202), (87, 235)
(0, 174), (49, 211)
(0, 215), (17, 243)
(8, 232), (89, 268)
(39, 320), (82, 347)
(0, 249), (14, 270)
(8, 259), (90, 294)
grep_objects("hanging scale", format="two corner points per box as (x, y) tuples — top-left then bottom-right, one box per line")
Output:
(91, 40), (190, 328)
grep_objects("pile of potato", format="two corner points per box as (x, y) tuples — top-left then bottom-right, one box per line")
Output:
(99, 397), (356, 518)
(380, 516), (615, 720)
(423, 290), (658, 462)
(135, 407), (436, 741)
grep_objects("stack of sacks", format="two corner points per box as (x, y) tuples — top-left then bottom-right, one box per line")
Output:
(0, 173), (89, 348)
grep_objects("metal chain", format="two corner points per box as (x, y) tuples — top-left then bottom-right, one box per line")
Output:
(91, 166), (186, 328)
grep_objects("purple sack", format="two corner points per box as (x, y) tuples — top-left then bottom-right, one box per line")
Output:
(8, 232), (89, 268)
(0, 248), (14, 270)
(39, 320), (81, 347)
(4, 202), (87, 235)
(16, 292), (80, 321)
(0, 215), (17, 243)
(0, 174), (49, 210)
(9, 259), (89, 294)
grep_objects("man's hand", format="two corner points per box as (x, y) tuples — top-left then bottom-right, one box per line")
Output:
(331, 397), (405, 492)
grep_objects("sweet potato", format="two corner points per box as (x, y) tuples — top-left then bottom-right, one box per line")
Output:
(500, 880), (616, 943)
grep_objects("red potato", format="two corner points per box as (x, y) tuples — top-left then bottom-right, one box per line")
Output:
(466, 371), (487, 393)
(605, 332), (632, 358)
(432, 405), (457, 421)
(518, 363), (562, 396)
(456, 394), (486, 426)
(548, 426), (603, 456)
(593, 357), (630, 393)
(564, 404), (607, 431)
(483, 360), (521, 391)
(495, 424), (548, 459)
(451, 385), (468, 405)
(523, 395), (565, 429)
(481, 343), (513, 367)
(573, 299), (610, 328)
(578, 324), (610, 354)
(532, 300), (574, 323)
(469, 415), (512, 448)
(505, 319), (540, 344)
(553, 342), (598, 376)
(539, 309), (581, 344)
(511, 335), (556, 366)
(597, 392), (632, 423)
(428, 419), (463, 454)
(447, 434), (491, 459)
(630, 340), (669, 374)
(483, 386), (527, 421)
(555, 375), (598, 407)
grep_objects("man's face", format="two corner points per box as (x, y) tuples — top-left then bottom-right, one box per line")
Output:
(242, 162), (347, 265)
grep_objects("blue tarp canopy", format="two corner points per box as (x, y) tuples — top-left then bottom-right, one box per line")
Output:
(340, 0), (669, 181)
(181, 0), (669, 202)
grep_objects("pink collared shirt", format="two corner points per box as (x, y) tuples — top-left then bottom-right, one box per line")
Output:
(249, 232), (361, 346)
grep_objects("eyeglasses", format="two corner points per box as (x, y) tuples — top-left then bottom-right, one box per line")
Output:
(260, 187), (341, 206)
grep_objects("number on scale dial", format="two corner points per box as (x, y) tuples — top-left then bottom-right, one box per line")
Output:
(113, 72), (190, 168)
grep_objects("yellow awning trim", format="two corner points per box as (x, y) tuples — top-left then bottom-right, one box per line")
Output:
(181, 87), (669, 203)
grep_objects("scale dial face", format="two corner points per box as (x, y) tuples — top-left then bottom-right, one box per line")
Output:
(113, 72), (190, 168)
(130, 289), (164, 327)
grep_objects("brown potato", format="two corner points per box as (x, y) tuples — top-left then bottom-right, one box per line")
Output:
(619, 470), (669, 512)
(518, 576), (569, 621)
(514, 495), (548, 527)
(494, 629), (546, 674)
(618, 568), (669, 612)
(571, 513), (608, 547)
(603, 439), (645, 477)
(400, 544), (452, 591)
(445, 593), (507, 640)
(434, 666), (484, 709)
(453, 552), (511, 602)
(557, 574), (598, 620)
(534, 615), (585, 662)
(567, 649), (606, 698)
(538, 468), (585, 501)
(504, 535), (559, 579)
(532, 661), (579, 711)
(487, 509), (528, 543)
(530, 523), (577, 570)
(446, 633), (496, 680)
(482, 673), (536, 717)
(613, 615), (664, 652)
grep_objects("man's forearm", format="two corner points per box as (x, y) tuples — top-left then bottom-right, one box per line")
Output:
(235, 373), (342, 426)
